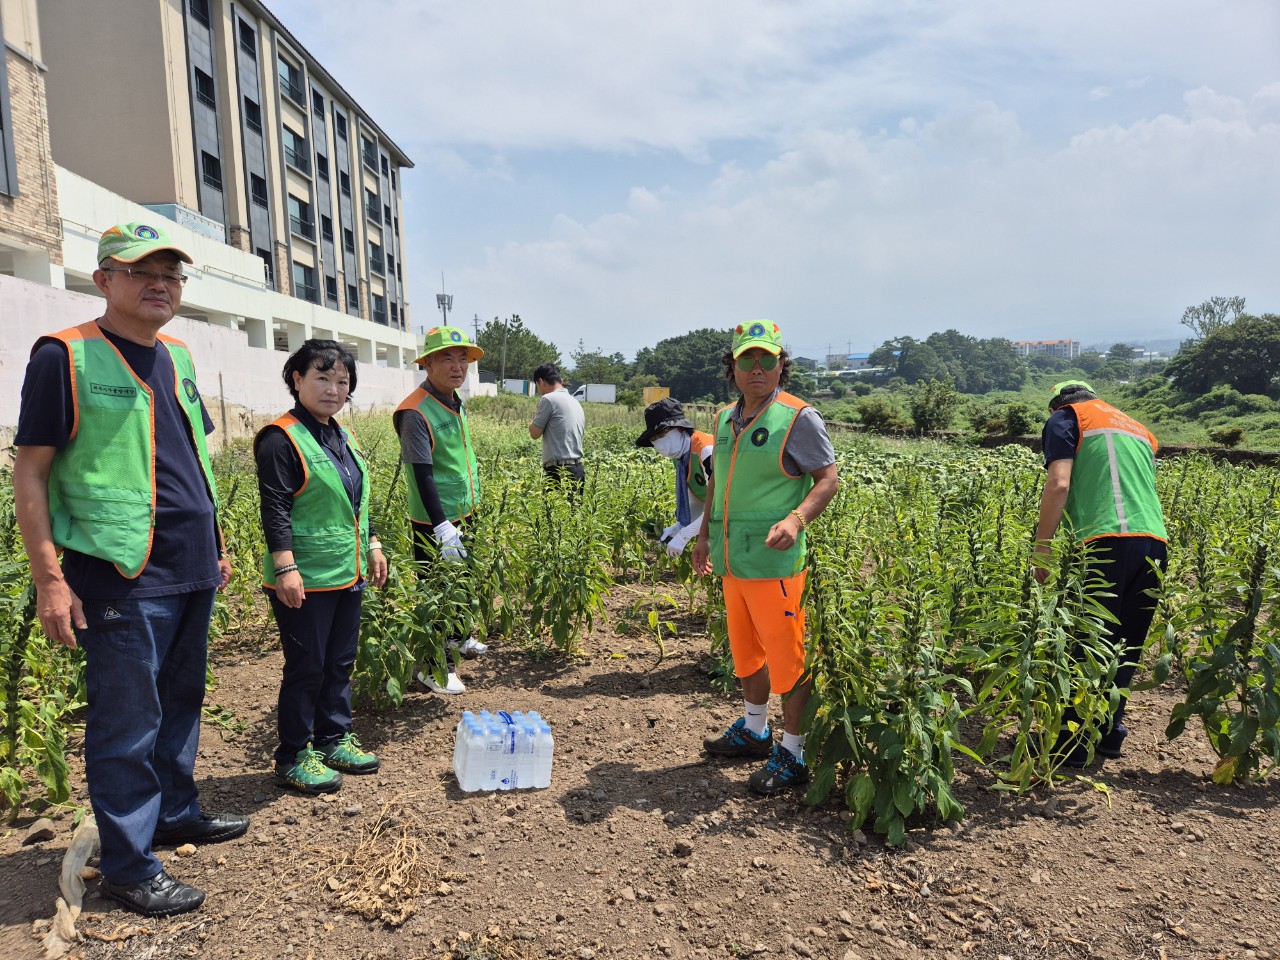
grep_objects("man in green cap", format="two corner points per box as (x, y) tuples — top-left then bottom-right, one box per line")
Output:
(692, 320), (840, 796)
(13, 221), (247, 917)
(1034, 380), (1168, 765)
(394, 325), (488, 694)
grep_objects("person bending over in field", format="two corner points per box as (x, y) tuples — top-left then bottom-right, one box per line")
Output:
(635, 397), (714, 557)
(1033, 380), (1168, 766)
(692, 321), (839, 796)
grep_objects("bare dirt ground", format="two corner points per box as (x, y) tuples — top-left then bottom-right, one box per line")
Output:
(3, 582), (1279, 960)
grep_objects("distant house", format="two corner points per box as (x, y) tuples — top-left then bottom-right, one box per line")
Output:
(1012, 339), (1080, 360)
(846, 353), (872, 371)
(792, 356), (817, 370)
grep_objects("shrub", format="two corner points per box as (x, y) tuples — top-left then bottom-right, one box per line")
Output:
(856, 394), (909, 434)
(1208, 425), (1245, 448)
(908, 377), (959, 433)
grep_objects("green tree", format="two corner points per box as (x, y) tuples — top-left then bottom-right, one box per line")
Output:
(1180, 295), (1246, 341)
(633, 328), (732, 402)
(1108, 343), (1137, 362)
(569, 341), (631, 385)
(870, 330), (1026, 391)
(475, 315), (561, 382)
(1167, 313), (1280, 396)
(908, 377), (960, 432)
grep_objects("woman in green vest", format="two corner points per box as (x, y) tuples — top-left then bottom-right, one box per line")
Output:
(255, 340), (388, 794)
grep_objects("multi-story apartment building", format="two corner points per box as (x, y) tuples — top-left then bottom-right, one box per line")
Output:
(36, 0), (415, 363)
(1012, 339), (1081, 360)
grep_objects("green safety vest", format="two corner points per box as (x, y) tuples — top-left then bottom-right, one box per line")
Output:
(708, 392), (813, 579)
(257, 413), (371, 590)
(393, 386), (479, 523)
(687, 431), (712, 505)
(1063, 399), (1167, 543)
(41, 322), (218, 579)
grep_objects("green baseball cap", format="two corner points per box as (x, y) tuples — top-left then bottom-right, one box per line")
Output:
(414, 325), (484, 365)
(731, 320), (783, 358)
(97, 221), (193, 265)
(1049, 380), (1095, 408)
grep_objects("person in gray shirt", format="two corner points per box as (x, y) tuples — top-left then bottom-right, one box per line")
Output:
(529, 362), (586, 496)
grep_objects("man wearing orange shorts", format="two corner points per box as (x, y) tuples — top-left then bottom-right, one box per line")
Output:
(692, 321), (839, 795)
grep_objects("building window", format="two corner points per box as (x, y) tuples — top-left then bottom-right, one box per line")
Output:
(257, 248), (274, 287)
(250, 173), (268, 208)
(360, 135), (377, 169)
(343, 228), (354, 253)
(338, 170), (351, 197)
(282, 127), (310, 174)
(364, 188), (380, 220)
(238, 18), (256, 55)
(278, 57), (305, 105)
(371, 293), (387, 325)
(390, 169), (396, 191)
(311, 90), (324, 116)
(292, 262), (318, 304)
(201, 152), (223, 191)
(0, 43), (18, 196)
(383, 204), (392, 226)
(315, 154), (328, 180)
(380, 155), (389, 176)
(391, 302), (400, 328)
(368, 241), (384, 275)
(189, 0), (210, 27)
(347, 283), (359, 312)
(244, 97), (262, 134)
(193, 68), (216, 109)
(325, 275), (338, 307)
(386, 254), (395, 279)
(334, 111), (347, 140)
(288, 195), (314, 240)
(320, 214), (333, 242)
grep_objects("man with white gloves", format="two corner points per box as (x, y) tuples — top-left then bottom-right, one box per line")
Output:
(394, 326), (489, 694)
(636, 398), (713, 558)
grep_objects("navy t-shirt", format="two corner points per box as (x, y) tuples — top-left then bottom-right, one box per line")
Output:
(1041, 406), (1080, 467)
(16, 328), (221, 600)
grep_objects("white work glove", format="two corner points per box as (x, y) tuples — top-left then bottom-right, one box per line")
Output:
(433, 520), (468, 562)
(659, 523), (682, 543)
(665, 521), (700, 558)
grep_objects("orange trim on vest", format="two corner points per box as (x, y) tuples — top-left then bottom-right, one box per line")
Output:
(1071, 399), (1159, 455)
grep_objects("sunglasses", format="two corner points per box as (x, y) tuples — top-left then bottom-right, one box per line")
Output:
(736, 353), (779, 372)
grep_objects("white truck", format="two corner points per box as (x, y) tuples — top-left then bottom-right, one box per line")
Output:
(571, 383), (617, 403)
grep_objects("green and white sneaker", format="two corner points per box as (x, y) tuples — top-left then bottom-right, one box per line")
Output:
(275, 745), (343, 794)
(317, 732), (380, 774)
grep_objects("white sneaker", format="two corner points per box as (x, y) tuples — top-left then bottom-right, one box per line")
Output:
(448, 636), (489, 659)
(417, 671), (466, 695)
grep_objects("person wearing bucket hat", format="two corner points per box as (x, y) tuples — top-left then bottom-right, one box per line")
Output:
(636, 398), (715, 558)
(394, 326), (488, 694)
(691, 321), (840, 796)
(13, 221), (247, 917)
(1033, 379), (1167, 767)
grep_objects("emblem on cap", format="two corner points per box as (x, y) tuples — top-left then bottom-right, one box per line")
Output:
(134, 225), (160, 240)
(450, 331), (462, 342)
(748, 322), (765, 337)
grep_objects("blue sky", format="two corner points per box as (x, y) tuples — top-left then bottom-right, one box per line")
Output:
(268, 0), (1280, 363)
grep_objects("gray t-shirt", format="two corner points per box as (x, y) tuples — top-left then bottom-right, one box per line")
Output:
(729, 389), (835, 476)
(531, 386), (585, 464)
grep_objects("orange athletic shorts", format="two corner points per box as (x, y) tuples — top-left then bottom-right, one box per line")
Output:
(723, 570), (808, 695)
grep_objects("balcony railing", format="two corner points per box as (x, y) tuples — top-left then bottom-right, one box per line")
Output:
(372, 309), (388, 326)
(283, 146), (310, 174)
(362, 147), (378, 170)
(295, 283), (319, 304)
(369, 254), (385, 276)
(289, 215), (315, 240)
(281, 77), (305, 106)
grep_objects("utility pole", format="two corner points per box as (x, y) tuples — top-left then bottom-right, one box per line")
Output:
(435, 272), (452, 326)
(498, 315), (508, 385)
(473, 313), (481, 343)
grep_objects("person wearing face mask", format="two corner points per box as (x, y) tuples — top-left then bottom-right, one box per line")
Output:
(635, 398), (714, 558)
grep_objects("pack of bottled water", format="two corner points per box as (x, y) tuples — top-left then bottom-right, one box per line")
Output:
(453, 710), (554, 791)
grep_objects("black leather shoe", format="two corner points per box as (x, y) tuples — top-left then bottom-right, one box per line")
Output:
(153, 811), (250, 846)
(103, 870), (205, 917)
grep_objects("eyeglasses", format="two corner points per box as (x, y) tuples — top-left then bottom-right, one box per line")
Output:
(736, 353), (779, 372)
(101, 267), (189, 287)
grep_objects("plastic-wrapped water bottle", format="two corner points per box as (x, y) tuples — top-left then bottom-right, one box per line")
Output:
(453, 710), (553, 791)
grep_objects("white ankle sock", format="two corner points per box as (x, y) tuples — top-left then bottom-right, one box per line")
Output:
(781, 732), (806, 760)
(743, 699), (769, 736)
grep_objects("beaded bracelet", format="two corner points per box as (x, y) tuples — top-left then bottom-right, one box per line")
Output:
(274, 563), (299, 577)
(790, 509), (808, 529)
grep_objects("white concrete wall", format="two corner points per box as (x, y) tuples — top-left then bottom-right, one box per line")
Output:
(0, 274), (421, 432)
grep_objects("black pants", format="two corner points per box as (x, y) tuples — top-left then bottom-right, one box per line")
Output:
(1076, 535), (1168, 736)
(543, 460), (585, 499)
(270, 588), (363, 764)
(409, 518), (469, 649)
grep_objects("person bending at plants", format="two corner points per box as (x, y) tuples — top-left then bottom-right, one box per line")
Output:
(394, 326), (488, 695)
(256, 340), (388, 794)
(635, 397), (714, 557)
(13, 222), (246, 918)
(692, 321), (839, 796)
(1033, 379), (1168, 766)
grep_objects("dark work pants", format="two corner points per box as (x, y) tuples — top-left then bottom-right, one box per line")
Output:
(543, 460), (585, 499)
(270, 588), (363, 764)
(410, 518), (469, 650)
(1073, 535), (1169, 737)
